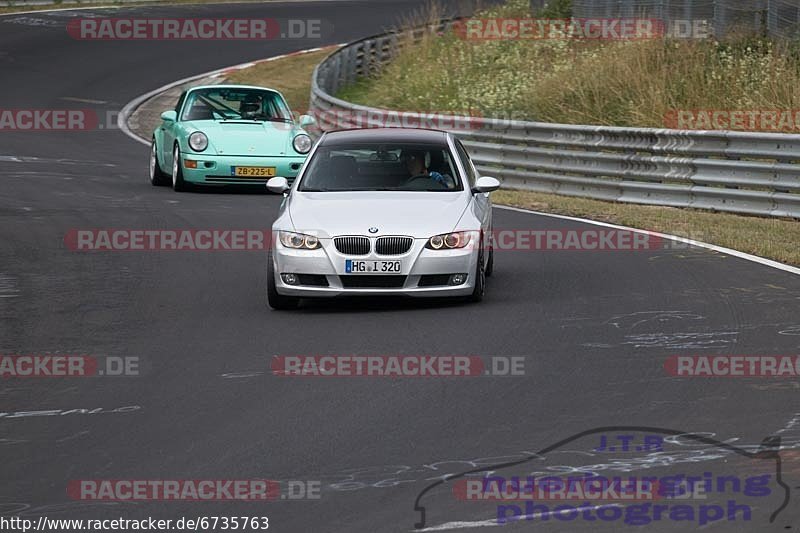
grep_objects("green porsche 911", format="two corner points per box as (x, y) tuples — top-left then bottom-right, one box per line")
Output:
(149, 84), (316, 191)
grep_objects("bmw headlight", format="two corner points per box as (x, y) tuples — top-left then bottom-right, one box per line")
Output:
(279, 231), (320, 250)
(426, 231), (474, 250)
(292, 134), (312, 154)
(188, 131), (208, 152)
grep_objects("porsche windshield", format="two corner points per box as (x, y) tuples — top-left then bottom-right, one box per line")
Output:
(298, 143), (463, 192)
(181, 88), (292, 122)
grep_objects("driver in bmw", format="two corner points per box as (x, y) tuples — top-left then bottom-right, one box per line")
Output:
(400, 149), (454, 188)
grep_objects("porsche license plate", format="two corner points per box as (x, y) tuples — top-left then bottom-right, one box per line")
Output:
(345, 260), (401, 274)
(232, 166), (276, 178)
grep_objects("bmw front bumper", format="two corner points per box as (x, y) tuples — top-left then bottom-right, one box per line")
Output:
(271, 238), (478, 297)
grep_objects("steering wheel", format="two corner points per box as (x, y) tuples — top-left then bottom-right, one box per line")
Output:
(402, 174), (433, 186)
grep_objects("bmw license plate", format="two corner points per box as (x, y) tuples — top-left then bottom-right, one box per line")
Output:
(345, 260), (401, 274)
(231, 166), (276, 178)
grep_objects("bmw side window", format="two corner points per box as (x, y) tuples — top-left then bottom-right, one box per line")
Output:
(455, 140), (476, 188)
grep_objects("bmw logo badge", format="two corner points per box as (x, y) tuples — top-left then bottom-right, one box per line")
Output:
(368, 227), (379, 234)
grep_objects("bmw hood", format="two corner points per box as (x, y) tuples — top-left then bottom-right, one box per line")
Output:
(287, 192), (470, 239)
(186, 120), (298, 157)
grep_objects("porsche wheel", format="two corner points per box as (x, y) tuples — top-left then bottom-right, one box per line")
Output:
(149, 139), (170, 186)
(172, 145), (188, 192)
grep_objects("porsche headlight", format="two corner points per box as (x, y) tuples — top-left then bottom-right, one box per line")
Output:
(426, 231), (473, 250)
(279, 231), (320, 250)
(188, 131), (208, 152)
(292, 134), (312, 154)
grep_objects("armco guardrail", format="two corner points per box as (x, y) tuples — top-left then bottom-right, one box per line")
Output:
(309, 22), (800, 219)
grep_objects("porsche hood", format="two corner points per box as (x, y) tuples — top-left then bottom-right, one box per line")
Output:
(186, 120), (298, 157)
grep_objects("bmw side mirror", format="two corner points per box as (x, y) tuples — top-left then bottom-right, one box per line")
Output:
(267, 176), (290, 194)
(160, 110), (177, 123)
(298, 114), (316, 128)
(473, 176), (500, 194)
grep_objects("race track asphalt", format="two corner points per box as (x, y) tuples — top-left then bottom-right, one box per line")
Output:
(1, 2), (800, 531)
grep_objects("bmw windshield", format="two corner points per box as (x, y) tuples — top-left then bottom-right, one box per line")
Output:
(298, 143), (463, 192)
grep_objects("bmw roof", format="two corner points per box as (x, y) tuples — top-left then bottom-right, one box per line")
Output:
(319, 128), (450, 146)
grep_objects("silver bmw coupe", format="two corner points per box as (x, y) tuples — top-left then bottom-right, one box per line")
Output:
(265, 128), (500, 309)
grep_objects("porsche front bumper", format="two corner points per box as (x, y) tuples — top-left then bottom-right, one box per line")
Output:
(180, 155), (306, 184)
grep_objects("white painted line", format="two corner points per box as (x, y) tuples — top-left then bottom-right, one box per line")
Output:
(117, 43), (344, 146)
(60, 96), (108, 104)
(495, 204), (800, 276)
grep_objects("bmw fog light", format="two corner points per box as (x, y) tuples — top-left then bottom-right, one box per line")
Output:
(281, 273), (299, 285)
(449, 273), (468, 285)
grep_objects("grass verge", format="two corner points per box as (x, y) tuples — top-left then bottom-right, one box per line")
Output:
(336, 0), (800, 129)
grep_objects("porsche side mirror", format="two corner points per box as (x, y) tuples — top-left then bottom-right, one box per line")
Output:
(473, 176), (500, 194)
(160, 110), (177, 123)
(298, 114), (316, 128)
(267, 176), (290, 194)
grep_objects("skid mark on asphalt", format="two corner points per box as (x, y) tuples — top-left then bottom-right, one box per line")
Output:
(680, 284), (800, 305)
(0, 273), (19, 298)
(604, 310), (705, 329)
(0, 405), (140, 420)
(0, 501), (133, 518)
(0, 438), (28, 445)
(414, 504), (623, 531)
(620, 331), (738, 349)
(561, 311), (741, 349)
(749, 381), (800, 391)
(0, 155), (116, 166)
(1, 16), (61, 27)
